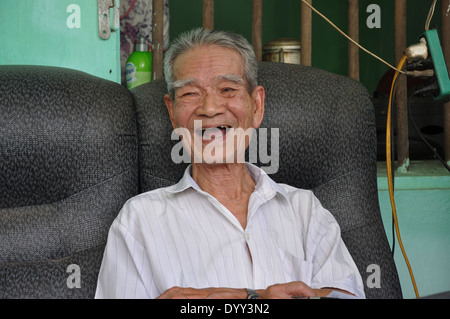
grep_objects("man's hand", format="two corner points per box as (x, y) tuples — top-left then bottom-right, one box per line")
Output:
(261, 282), (354, 298)
(259, 281), (317, 299)
(156, 286), (247, 299)
(156, 282), (351, 299)
(156, 282), (318, 299)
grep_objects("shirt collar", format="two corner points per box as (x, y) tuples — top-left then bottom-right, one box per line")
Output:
(164, 165), (199, 194)
(165, 163), (288, 201)
(246, 163), (288, 201)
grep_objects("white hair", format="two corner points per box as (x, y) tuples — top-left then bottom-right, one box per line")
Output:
(163, 28), (258, 98)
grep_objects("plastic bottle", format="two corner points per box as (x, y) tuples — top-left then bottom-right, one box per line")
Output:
(125, 36), (152, 89)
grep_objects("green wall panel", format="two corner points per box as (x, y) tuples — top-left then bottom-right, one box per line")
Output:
(378, 161), (450, 299)
(0, 0), (120, 83)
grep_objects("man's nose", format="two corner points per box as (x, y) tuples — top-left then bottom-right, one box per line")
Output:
(196, 93), (225, 117)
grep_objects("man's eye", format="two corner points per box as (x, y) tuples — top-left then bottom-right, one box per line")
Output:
(182, 92), (197, 97)
(221, 87), (236, 93)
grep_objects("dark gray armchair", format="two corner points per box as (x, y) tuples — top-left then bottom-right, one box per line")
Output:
(132, 62), (403, 299)
(0, 62), (402, 299)
(0, 66), (139, 298)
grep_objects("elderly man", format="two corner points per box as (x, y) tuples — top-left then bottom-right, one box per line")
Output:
(95, 28), (365, 299)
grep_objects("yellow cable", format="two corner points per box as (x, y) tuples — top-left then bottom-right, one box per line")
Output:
(386, 55), (420, 298)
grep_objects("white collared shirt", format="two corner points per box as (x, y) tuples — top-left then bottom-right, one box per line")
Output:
(95, 163), (365, 298)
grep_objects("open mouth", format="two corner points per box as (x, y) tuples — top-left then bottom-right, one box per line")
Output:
(198, 125), (231, 140)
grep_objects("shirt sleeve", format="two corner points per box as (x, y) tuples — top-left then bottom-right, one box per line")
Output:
(95, 203), (156, 299)
(307, 195), (366, 299)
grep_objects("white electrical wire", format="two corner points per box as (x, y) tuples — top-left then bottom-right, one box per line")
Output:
(425, 0), (438, 30)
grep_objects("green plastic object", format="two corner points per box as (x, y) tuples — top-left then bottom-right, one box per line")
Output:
(422, 29), (450, 100)
(125, 37), (152, 89)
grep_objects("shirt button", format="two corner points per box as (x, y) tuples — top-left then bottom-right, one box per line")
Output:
(245, 233), (250, 241)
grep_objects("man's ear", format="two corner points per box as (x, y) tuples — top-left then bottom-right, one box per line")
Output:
(164, 94), (178, 130)
(252, 85), (265, 128)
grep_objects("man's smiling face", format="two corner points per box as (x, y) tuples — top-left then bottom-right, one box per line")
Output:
(164, 44), (265, 164)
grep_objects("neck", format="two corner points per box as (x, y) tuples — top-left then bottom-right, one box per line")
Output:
(192, 163), (255, 200)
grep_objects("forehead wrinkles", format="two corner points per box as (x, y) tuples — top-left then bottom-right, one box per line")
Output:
(173, 45), (244, 77)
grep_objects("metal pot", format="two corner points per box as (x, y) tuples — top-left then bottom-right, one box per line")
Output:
(262, 38), (301, 64)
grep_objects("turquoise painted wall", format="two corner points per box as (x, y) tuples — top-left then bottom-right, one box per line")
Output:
(377, 161), (450, 299)
(0, 0), (121, 83)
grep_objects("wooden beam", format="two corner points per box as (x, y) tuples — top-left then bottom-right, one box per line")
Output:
(203, 0), (214, 30)
(348, 0), (359, 80)
(394, 0), (409, 171)
(252, 0), (263, 61)
(301, 0), (312, 66)
(152, 0), (164, 80)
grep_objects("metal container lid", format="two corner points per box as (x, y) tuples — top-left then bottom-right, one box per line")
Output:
(135, 36), (149, 52)
(263, 38), (301, 52)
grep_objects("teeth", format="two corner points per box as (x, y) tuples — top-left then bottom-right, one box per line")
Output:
(198, 126), (230, 137)
(201, 126), (229, 131)
(199, 126), (229, 139)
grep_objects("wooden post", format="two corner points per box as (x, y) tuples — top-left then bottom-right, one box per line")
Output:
(252, 0), (263, 62)
(301, 0), (312, 66)
(203, 0), (214, 30)
(152, 0), (164, 80)
(395, 0), (409, 171)
(442, 0), (450, 164)
(348, 0), (359, 80)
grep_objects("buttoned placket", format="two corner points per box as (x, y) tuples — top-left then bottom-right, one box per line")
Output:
(205, 187), (280, 287)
